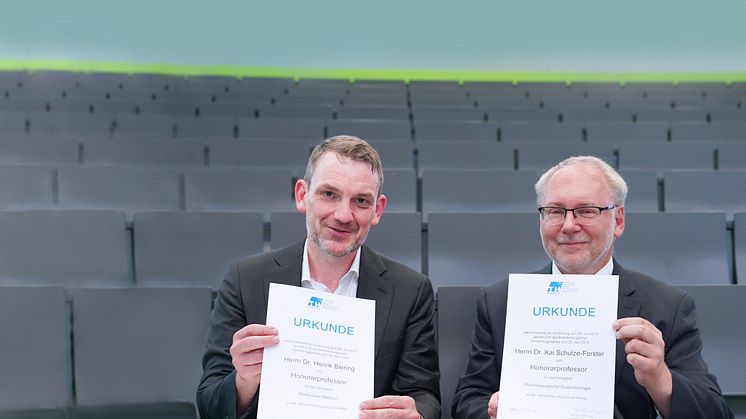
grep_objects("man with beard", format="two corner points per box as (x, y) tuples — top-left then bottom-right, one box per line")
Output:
(198, 136), (439, 419)
(451, 156), (732, 419)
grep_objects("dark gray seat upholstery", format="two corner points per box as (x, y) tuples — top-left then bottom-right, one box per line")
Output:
(717, 143), (746, 169)
(327, 120), (412, 141)
(427, 213), (547, 288)
(270, 211), (422, 272)
(618, 143), (715, 170)
(366, 140), (414, 170)
(418, 141), (513, 172)
(677, 285), (746, 395)
(422, 170), (538, 214)
(618, 170), (660, 212)
(71, 287), (211, 407)
(671, 122), (746, 142)
(411, 107), (486, 122)
(614, 213), (730, 284)
(0, 138), (79, 165)
(113, 114), (176, 139)
(664, 170), (746, 218)
(516, 141), (615, 171)
(58, 166), (181, 213)
(335, 106), (410, 121)
(436, 286), (481, 419)
(256, 104), (334, 120)
(0, 210), (130, 287)
(28, 112), (114, 138)
(184, 168), (296, 216)
(0, 165), (55, 210)
(586, 122), (669, 142)
(207, 138), (310, 169)
(237, 118), (325, 140)
(734, 213), (746, 285)
(175, 116), (237, 139)
(499, 122), (584, 142)
(0, 287), (68, 410)
(381, 169), (417, 212)
(133, 211), (264, 287)
(83, 139), (205, 167)
(488, 108), (559, 123)
(414, 121), (498, 142)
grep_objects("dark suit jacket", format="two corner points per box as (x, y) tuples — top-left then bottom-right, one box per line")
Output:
(452, 261), (733, 419)
(197, 241), (441, 419)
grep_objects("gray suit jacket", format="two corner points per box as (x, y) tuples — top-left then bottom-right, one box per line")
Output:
(452, 261), (732, 419)
(197, 241), (441, 419)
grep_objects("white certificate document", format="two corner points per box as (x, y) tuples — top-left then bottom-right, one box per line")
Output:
(497, 274), (619, 419)
(257, 283), (375, 419)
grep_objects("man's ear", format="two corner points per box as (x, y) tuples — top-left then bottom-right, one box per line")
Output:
(295, 179), (308, 214)
(614, 205), (625, 238)
(370, 194), (387, 226)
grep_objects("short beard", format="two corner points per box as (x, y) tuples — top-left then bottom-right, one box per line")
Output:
(542, 214), (616, 274)
(307, 221), (367, 258)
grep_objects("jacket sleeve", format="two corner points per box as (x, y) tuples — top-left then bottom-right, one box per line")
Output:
(196, 263), (258, 419)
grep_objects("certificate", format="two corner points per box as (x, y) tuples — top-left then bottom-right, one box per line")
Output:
(497, 274), (619, 419)
(257, 283), (375, 419)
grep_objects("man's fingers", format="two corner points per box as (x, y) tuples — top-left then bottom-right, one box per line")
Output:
(359, 395), (412, 410)
(233, 323), (278, 341)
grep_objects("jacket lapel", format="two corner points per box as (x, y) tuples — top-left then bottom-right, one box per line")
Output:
(612, 261), (642, 385)
(262, 242), (304, 305)
(356, 246), (393, 359)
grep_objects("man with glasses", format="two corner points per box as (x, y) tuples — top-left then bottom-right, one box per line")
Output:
(451, 156), (732, 419)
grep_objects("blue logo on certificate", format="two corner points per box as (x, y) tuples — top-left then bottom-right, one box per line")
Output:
(307, 296), (324, 308)
(547, 281), (563, 294)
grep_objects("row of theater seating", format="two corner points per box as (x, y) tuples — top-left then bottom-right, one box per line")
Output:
(1, 285), (743, 419)
(0, 210), (744, 287)
(2, 111), (746, 141)
(2, 165), (746, 218)
(7, 137), (746, 170)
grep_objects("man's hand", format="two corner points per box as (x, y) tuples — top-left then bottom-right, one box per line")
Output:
(487, 391), (499, 419)
(359, 395), (421, 419)
(614, 317), (672, 417)
(230, 324), (279, 412)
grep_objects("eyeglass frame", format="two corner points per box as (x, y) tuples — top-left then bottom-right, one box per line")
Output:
(537, 204), (617, 225)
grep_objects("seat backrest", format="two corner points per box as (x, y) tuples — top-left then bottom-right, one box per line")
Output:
(614, 213), (730, 284)
(83, 139), (205, 167)
(436, 286), (481, 419)
(664, 170), (746, 218)
(0, 210), (130, 287)
(0, 165), (55, 210)
(0, 286), (68, 409)
(428, 213), (547, 288)
(618, 143), (715, 170)
(134, 211), (264, 288)
(71, 287), (212, 406)
(677, 285), (746, 395)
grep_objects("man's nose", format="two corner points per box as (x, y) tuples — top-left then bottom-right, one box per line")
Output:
(333, 201), (353, 223)
(560, 210), (582, 232)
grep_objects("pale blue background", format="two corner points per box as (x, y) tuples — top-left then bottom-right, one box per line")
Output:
(1, 0), (744, 72)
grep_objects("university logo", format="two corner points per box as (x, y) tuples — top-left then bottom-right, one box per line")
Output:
(307, 296), (324, 308)
(547, 281), (563, 294)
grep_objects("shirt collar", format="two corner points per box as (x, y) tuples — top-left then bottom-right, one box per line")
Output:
(301, 239), (361, 295)
(551, 257), (614, 276)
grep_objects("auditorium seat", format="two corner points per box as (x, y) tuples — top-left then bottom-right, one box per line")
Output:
(671, 122), (746, 142)
(136, 101), (199, 117)
(488, 108), (559, 123)
(0, 165), (55, 210)
(418, 141), (513, 172)
(618, 143), (715, 170)
(133, 211), (263, 287)
(175, 116), (237, 139)
(436, 286), (481, 419)
(270, 211), (422, 272)
(618, 170), (660, 212)
(717, 143), (746, 169)
(634, 109), (708, 123)
(422, 170), (537, 215)
(184, 167), (296, 216)
(560, 109), (633, 123)
(0, 111), (28, 135)
(414, 121), (498, 142)
(664, 170), (746, 217)
(709, 108), (746, 122)
(0, 210), (130, 287)
(71, 287), (210, 410)
(733, 213), (746, 285)
(366, 140), (414, 170)
(0, 137), (80, 165)
(208, 138), (309, 168)
(113, 114), (175, 139)
(257, 104), (334, 120)
(515, 141), (615, 171)
(614, 213), (730, 284)
(339, 96), (408, 108)
(29, 112), (114, 138)
(327, 120), (412, 141)
(411, 107), (486, 122)
(499, 121), (584, 142)
(380, 169), (417, 212)
(237, 118), (325, 140)
(677, 285), (746, 395)
(586, 122), (669, 142)
(83, 139), (205, 167)
(58, 166), (181, 213)
(0, 287), (68, 410)
(334, 105), (410, 121)
(427, 213), (547, 288)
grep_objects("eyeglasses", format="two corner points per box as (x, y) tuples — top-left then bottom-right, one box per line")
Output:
(538, 205), (617, 225)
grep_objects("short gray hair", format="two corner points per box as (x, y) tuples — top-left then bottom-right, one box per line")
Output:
(535, 156), (628, 206)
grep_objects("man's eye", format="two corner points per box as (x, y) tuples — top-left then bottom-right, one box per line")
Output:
(546, 208), (564, 216)
(576, 208), (597, 216)
(355, 198), (369, 206)
(321, 191), (334, 198)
